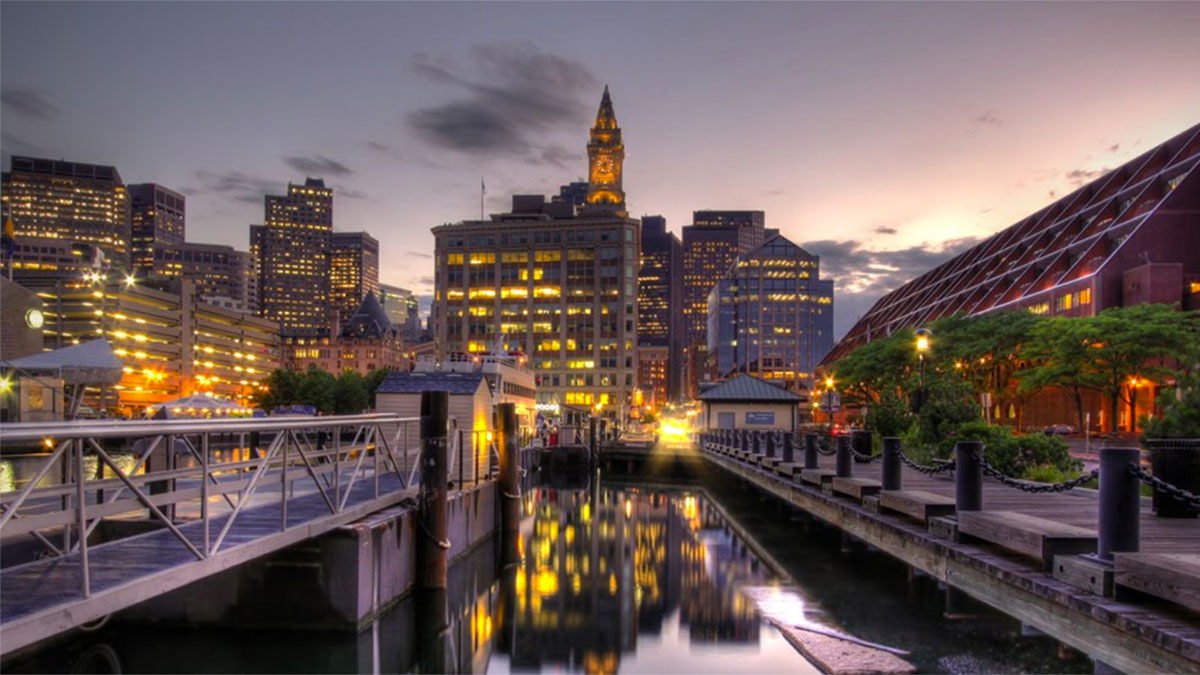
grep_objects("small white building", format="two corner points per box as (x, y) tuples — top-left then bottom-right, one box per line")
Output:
(698, 374), (801, 432)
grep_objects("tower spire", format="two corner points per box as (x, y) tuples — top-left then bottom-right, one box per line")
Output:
(585, 86), (626, 215)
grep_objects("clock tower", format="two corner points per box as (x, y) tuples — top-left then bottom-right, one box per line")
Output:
(585, 85), (626, 215)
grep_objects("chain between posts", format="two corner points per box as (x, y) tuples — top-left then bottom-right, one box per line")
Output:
(895, 449), (955, 475)
(851, 449), (881, 463)
(1129, 464), (1200, 507)
(969, 448), (1099, 493)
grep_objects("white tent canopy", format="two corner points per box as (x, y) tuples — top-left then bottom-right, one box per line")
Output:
(149, 394), (252, 419)
(1, 339), (123, 386)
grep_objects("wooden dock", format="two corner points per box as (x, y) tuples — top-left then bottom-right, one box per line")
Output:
(701, 442), (1200, 673)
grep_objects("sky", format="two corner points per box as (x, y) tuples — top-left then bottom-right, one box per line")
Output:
(3, 2), (1199, 338)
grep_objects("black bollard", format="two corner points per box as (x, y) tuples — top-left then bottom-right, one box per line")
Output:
(804, 433), (819, 469)
(1098, 447), (1141, 561)
(852, 429), (872, 459)
(782, 433), (795, 463)
(589, 417), (598, 459)
(766, 431), (776, 458)
(955, 441), (983, 512)
(835, 435), (853, 478)
(882, 437), (903, 490)
(418, 390), (450, 590)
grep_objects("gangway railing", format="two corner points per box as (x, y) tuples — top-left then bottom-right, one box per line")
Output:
(0, 414), (420, 601)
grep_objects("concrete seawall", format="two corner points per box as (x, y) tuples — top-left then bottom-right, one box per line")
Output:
(121, 482), (497, 630)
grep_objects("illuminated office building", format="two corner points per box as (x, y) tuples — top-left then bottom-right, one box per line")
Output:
(149, 242), (257, 312)
(681, 210), (765, 396)
(432, 88), (639, 418)
(129, 183), (185, 275)
(25, 277), (279, 415)
(1, 156), (131, 270)
(252, 178), (333, 337)
(636, 344), (670, 408)
(638, 215), (682, 401)
(707, 233), (833, 394)
(330, 231), (379, 318)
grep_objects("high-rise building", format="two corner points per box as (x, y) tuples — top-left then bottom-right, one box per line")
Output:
(637, 344), (670, 409)
(681, 210), (766, 396)
(707, 233), (833, 395)
(150, 242), (258, 312)
(129, 183), (185, 275)
(638, 215), (683, 400)
(330, 231), (380, 318)
(380, 284), (423, 341)
(254, 178), (333, 337)
(431, 88), (640, 419)
(1, 156), (131, 271)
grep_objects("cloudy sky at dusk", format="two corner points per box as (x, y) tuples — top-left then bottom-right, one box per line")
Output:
(3, 2), (1199, 337)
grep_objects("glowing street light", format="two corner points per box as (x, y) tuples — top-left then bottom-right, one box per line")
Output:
(914, 327), (933, 412)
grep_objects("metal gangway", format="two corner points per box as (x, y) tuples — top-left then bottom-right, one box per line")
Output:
(0, 413), (485, 655)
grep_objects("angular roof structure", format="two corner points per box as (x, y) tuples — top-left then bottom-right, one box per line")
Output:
(823, 123), (1200, 365)
(1, 339), (123, 386)
(341, 291), (394, 339)
(697, 374), (803, 402)
(376, 370), (486, 396)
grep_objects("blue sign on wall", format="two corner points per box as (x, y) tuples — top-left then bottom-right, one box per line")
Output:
(745, 411), (775, 425)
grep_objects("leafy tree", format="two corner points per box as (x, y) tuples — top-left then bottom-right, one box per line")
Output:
(1087, 305), (1199, 432)
(832, 331), (913, 406)
(916, 369), (979, 451)
(1020, 316), (1097, 429)
(331, 371), (370, 415)
(864, 388), (913, 437)
(1141, 371), (1200, 440)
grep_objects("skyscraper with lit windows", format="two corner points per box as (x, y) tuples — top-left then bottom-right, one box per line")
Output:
(638, 215), (682, 401)
(707, 233), (833, 395)
(681, 210), (765, 396)
(431, 88), (640, 419)
(253, 178), (333, 337)
(129, 183), (185, 275)
(330, 231), (379, 318)
(1, 156), (131, 273)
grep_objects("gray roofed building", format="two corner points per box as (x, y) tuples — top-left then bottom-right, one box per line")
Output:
(376, 370), (487, 396)
(697, 374), (802, 402)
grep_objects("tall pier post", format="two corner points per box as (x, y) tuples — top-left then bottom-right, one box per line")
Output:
(955, 441), (983, 512)
(804, 433), (819, 469)
(1098, 447), (1141, 561)
(498, 403), (522, 566)
(835, 435), (853, 478)
(782, 432), (795, 463)
(881, 437), (902, 490)
(418, 390), (449, 590)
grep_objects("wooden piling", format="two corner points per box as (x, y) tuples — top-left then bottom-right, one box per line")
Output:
(418, 390), (449, 590)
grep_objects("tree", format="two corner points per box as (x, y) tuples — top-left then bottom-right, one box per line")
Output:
(331, 371), (370, 415)
(298, 366), (336, 413)
(1087, 305), (1199, 432)
(934, 311), (1045, 423)
(1019, 316), (1097, 429)
(365, 368), (390, 408)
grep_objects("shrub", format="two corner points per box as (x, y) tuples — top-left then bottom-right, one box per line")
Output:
(865, 389), (914, 438)
(1141, 372), (1200, 440)
(946, 420), (1079, 476)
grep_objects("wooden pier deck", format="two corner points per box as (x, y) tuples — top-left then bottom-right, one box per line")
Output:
(0, 471), (415, 656)
(700, 441), (1200, 673)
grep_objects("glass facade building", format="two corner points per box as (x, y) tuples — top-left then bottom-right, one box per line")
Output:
(129, 183), (185, 275)
(330, 231), (380, 318)
(707, 234), (834, 395)
(637, 215), (683, 401)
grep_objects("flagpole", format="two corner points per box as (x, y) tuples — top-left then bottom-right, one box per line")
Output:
(480, 177), (485, 221)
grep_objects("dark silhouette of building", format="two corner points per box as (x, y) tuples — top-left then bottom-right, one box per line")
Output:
(638, 215), (683, 401)
(252, 178), (333, 337)
(129, 183), (185, 275)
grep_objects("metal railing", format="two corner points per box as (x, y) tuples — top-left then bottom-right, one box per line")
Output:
(0, 414), (421, 599)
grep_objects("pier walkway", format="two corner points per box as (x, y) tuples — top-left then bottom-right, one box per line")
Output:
(699, 434), (1200, 673)
(0, 414), (492, 656)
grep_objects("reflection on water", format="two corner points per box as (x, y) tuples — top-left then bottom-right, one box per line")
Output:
(490, 483), (811, 673)
(5, 472), (1095, 674)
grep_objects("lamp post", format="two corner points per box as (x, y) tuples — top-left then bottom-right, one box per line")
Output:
(914, 328), (932, 412)
(824, 375), (835, 425)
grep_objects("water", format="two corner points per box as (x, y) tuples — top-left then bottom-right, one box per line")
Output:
(6, 472), (1092, 674)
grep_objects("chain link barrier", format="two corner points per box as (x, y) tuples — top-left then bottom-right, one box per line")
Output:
(895, 449), (955, 475)
(1129, 464), (1200, 508)
(851, 449), (881, 463)
(970, 449), (1099, 493)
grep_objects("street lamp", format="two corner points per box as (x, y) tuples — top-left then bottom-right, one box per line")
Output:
(914, 327), (932, 412)
(824, 375), (835, 424)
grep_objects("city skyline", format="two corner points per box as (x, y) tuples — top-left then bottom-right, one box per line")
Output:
(3, 3), (1200, 337)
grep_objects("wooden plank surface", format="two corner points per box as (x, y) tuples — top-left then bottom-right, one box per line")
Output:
(1116, 553), (1200, 613)
(879, 490), (956, 523)
(831, 477), (882, 500)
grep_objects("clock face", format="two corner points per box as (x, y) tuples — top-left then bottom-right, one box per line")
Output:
(25, 308), (44, 329)
(596, 155), (614, 176)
